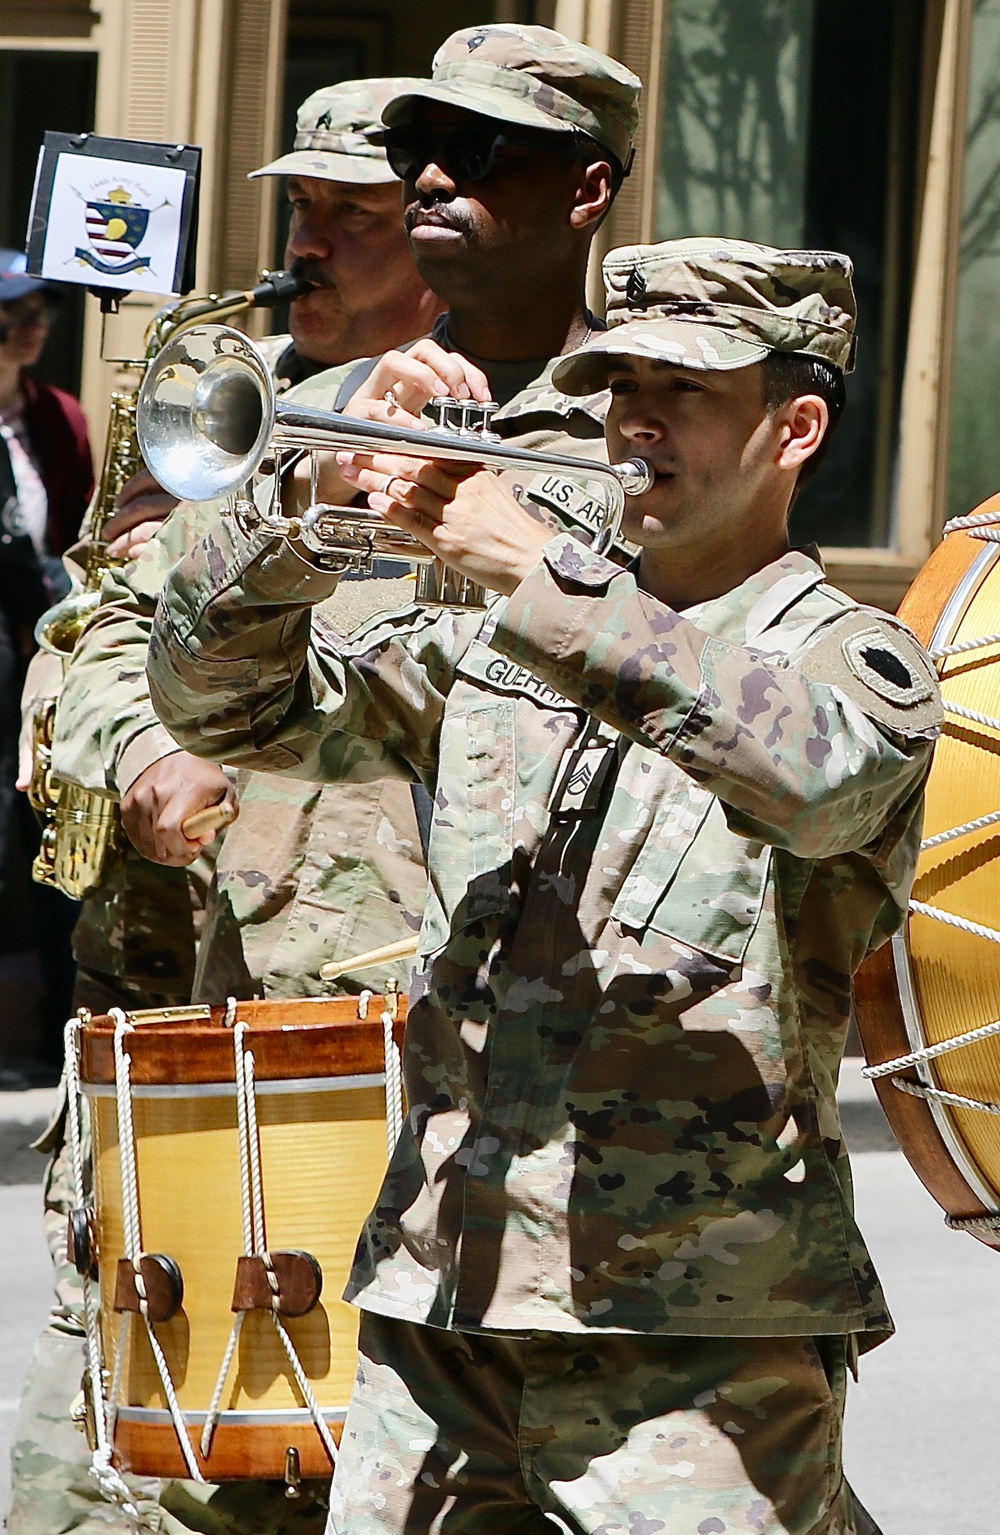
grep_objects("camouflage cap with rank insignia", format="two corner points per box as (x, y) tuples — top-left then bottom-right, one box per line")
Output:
(381, 24), (641, 171)
(249, 78), (423, 184)
(553, 236), (858, 394)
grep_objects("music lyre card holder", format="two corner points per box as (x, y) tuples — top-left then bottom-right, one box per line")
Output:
(26, 132), (201, 303)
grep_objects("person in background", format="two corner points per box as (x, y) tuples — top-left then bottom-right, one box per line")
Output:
(0, 250), (93, 595)
(0, 251), (91, 1076)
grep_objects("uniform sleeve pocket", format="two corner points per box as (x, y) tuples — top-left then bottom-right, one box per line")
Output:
(611, 790), (772, 965)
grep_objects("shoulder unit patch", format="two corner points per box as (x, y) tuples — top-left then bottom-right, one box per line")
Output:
(841, 626), (935, 706)
(795, 610), (943, 739)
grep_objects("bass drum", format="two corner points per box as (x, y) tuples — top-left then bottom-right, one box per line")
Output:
(855, 492), (1000, 1248)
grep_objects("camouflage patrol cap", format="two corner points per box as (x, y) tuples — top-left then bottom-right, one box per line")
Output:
(381, 25), (641, 170)
(553, 237), (857, 394)
(249, 78), (423, 184)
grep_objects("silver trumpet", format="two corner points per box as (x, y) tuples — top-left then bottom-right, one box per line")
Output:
(136, 324), (653, 605)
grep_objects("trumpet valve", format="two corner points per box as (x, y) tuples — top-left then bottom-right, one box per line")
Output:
(427, 397), (500, 440)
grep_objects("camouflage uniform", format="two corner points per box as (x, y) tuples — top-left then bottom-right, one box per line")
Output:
(146, 239), (940, 1534)
(9, 74), (435, 1535)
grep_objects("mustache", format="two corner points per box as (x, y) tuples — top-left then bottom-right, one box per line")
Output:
(287, 258), (333, 290)
(403, 198), (476, 237)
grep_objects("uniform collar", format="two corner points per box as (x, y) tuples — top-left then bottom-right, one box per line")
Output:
(679, 547), (827, 646)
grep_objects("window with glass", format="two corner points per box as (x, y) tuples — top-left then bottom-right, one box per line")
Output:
(655, 0), (926, 549)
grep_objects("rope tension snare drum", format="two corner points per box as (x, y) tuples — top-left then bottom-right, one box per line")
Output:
(854, 493), (1000, 1249)
(66, 991), (405, 1495)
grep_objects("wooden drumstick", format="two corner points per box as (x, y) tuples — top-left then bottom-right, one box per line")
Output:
(319, 935), (418, 981)
(181, 800), (239, 841)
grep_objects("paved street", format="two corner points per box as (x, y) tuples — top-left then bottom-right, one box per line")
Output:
(1, 1079), (998, 1530)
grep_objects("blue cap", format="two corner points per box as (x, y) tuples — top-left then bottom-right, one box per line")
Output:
(0, 250), (54, 302)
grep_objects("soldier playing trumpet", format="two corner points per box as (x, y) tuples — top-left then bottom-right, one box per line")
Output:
(147, 241), (938, 1535)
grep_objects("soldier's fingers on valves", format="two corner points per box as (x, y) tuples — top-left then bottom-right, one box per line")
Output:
(400, 338), (491, 403)
(348, 396), (426, 433)
(347, 340), (491, 417)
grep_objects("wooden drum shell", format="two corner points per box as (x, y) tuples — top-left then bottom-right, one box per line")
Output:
(854, 495), (1000, 1245)
(80, 996), (403, 1480)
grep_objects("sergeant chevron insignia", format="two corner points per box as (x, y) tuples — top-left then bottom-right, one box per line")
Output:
(626, 264), (647, 307)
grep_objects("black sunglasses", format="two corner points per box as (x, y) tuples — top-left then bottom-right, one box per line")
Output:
(383, 122), (589, 184)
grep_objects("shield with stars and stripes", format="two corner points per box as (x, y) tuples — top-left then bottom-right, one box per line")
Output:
(77, 199), (152, 276)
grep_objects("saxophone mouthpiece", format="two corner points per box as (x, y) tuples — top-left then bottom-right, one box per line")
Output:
(249, 270), (313, 308)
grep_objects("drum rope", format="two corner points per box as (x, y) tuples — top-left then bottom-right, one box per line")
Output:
(111, 1011), (206, 1484)
(920, 808), (1000, 850)
(107, 1312), (128, 1441)
(942, 509), (1000, 534)
(63, 1016), (149, 1531)
(941, 698), (1000, 733)
(241, 1033), (339, 1466)
(201, 1019), (254, 1458)
(863, 1014), (1000, 1079)
(945, 1211), (1000, 1236)
(383, 1008), (403, 1159)
(241, 1045), (268, 1254)
(908, 898), (1000, 947)
(929, 631), (1000, 660)
(201, 1020), (338, 1468)
(891, 1076), (1000, 1117)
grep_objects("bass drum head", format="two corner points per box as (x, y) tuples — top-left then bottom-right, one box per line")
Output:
(854, 492), (1000, 1247)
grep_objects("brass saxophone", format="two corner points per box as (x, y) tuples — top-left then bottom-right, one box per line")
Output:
(27, 271), (308, 898)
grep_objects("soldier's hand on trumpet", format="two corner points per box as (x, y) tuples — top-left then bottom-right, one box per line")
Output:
(120, 753), (237, 866)
(336, 450), (554, 596)
(288, 340), (490, 514)
(104, 466), (179, 560)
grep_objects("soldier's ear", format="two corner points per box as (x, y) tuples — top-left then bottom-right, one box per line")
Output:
(569, 160), (613, 233)
(775, 394), (828, 473)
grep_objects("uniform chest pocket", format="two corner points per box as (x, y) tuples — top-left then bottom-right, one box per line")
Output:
(610, 778), (772, 965)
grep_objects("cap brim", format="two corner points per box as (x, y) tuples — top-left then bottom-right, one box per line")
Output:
(0, 274), (52, 301)
(382, 81), (580, 137)
(248, 150), (398, 184)
(553, 320), (770, 394)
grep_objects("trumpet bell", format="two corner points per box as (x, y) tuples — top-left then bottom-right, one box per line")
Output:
(137, 326), (275, 502)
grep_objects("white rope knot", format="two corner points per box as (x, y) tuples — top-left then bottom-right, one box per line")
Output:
(262, 1251), (281, 1308)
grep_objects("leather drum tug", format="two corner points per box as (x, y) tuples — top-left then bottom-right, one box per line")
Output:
(854, 491), (1000, 1250)
(65, 992), (405, 1490)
